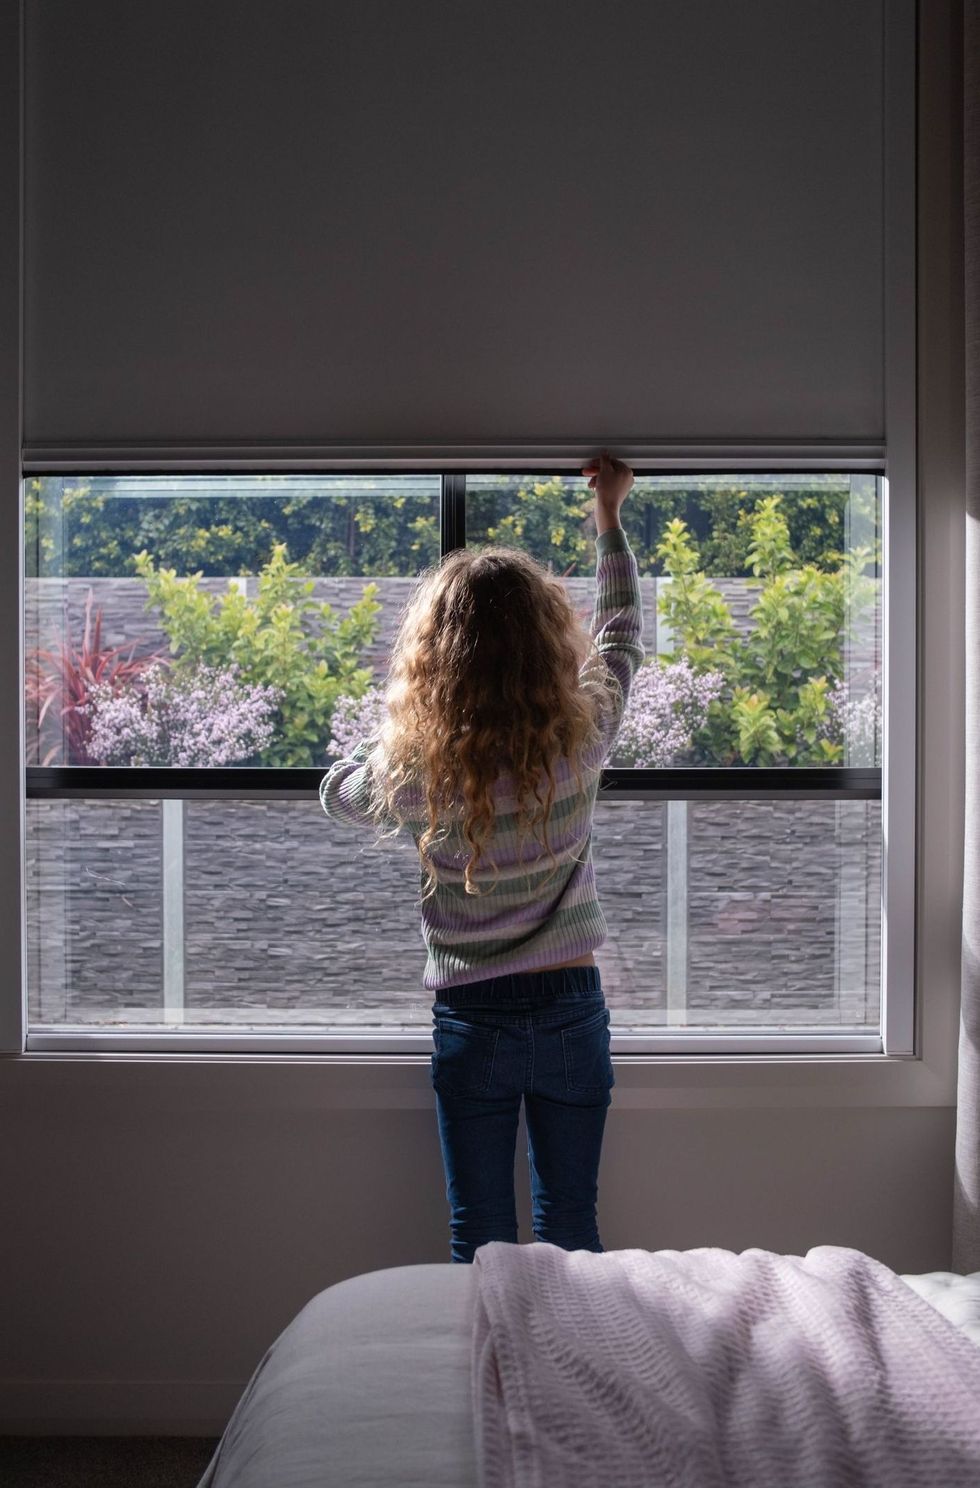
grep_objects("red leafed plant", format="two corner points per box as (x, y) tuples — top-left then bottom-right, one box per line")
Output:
(26, 589), (169, 765)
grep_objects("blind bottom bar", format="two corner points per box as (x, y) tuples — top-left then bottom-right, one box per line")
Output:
(21, 439), (887, 472)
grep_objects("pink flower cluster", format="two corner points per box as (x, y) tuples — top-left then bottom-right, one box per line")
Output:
(614, 659), (725, 768)
(81, 663), (282, 767)
(825, 675), (881, 766)
(332, 665), (726, 772)
(328, 686), (389, 759)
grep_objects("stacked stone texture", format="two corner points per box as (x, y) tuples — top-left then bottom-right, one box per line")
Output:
(25, 793), (880, 1027)
(29, 572), (880, 681)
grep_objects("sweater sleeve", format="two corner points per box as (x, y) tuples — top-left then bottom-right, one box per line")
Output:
(582, 526), (645, 761)
(319, 735), (425, 835)
(319, 737), (392, 830)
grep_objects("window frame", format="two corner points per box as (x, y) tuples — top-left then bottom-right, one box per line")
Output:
(19, 460), (905, 1059)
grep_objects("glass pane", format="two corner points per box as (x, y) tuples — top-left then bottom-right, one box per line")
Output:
(607, 798), (881, 1031)
(26, 798), (163, 1023)
(182, 800), (428, 1022)
(26, 797), (879, 1034)
(25, 474), (440, 769)
(465, 472), (881, 770)
(24, 469), (882, 1042)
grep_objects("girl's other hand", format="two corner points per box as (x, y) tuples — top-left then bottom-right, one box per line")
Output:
(582, 448), (635, 531)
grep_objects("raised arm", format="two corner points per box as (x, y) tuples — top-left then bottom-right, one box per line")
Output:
(580, 451), (645, 759)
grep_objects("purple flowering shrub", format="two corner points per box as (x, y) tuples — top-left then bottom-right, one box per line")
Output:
(822, 675), (881, 766)
(133, 544), (381, 767)
(612, 659), (725, 767)
(328, 685), (389, 758)
(329, 658), (876, 771)
(332, 664), (726, 770)
(81, 662), (282, 767)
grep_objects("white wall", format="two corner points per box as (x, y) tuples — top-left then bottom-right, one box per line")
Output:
(0, 1062), (958, 1433)
(0, 0), (967, 1434)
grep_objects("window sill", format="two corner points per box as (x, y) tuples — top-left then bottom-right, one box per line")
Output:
(0, 1043), (954, 1112)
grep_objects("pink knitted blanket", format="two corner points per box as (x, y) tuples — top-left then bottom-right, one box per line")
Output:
(472, 1241), (980, 1488)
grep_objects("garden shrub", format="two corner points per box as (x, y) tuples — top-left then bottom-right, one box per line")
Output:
(134, 543), (381, 767)
(653, 497), (879, 767)
(25, 590), (168, 765)
(82, 662), (281, 767)
(613, 659), (725, 768)
(328, 686), (390, 760)
(326, 498), (880, 773)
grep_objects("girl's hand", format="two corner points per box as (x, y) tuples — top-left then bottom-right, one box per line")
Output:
(582, 448), (635, 532)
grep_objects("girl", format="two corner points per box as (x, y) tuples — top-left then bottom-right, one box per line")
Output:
(320, 450), (643, 1262)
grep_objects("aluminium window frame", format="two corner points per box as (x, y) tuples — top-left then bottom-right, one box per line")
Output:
(20, 458), (904, 1059)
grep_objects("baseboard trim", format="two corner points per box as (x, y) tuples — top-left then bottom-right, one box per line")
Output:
(0, 1378), (240, 1435)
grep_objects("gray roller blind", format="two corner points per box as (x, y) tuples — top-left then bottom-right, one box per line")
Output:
(24, 0), (890, 453)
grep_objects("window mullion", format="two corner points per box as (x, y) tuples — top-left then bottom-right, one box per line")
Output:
(440, 472), (465, 556)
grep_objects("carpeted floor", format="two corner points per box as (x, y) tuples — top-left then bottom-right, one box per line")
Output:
(0, 1436), (221, 1487)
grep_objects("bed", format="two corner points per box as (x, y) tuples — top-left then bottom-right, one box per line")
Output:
(196, 1246), (980, 1488)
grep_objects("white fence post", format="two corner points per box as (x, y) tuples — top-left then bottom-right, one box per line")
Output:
(657, 575), (689, 1023)
(161, 798), (185, 1024)
(834, 799), (871, 1026)
(666, 799), (689, 1026)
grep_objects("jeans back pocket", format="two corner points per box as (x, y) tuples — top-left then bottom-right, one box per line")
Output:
(431, 1017), (500, 1097)
(561, 1006), (614, 1095)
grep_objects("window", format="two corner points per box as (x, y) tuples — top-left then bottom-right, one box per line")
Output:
(23, 468), (896, 1054)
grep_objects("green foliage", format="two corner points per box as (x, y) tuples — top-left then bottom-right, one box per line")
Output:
(28, 475), (879, 770)
(744, 568), (844, 685)
(656, 497), (861, 766)
(694, 487), (754, 575)
(467, 476), (594, 575)
(27, 474), (864, 580)
(791, 678), (843, 764)
(26, 478), (440, 580)
(746, 495), (795, 578)
(133, 543), (381, 767)
(654, 521), (738, 669)
(730, 689), (783, 765)
(696, 483), (852, 574)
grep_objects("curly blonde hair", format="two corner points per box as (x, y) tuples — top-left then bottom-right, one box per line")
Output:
(369, 545), (604, 897)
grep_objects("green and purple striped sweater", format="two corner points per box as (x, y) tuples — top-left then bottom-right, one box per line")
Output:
(319, 526), (644, 990)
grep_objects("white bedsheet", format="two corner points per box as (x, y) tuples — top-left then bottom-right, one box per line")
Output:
(900, 1268), (980, 1348)
(196, 1260), (980, 1488)
(197, 1264), (479, 1488)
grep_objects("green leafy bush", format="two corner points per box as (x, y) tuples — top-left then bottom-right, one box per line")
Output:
(470, 476), (594, 575)
(654, 497), (874, 767)
(133, 543), (380, 767)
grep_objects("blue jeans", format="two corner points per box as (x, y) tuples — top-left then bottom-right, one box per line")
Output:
(430, 966), (614, 1264)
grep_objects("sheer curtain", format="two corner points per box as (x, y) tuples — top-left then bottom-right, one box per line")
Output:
(954, 0), (980, 1275)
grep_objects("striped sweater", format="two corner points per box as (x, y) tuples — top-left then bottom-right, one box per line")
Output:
(319, 526), (644, 990)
